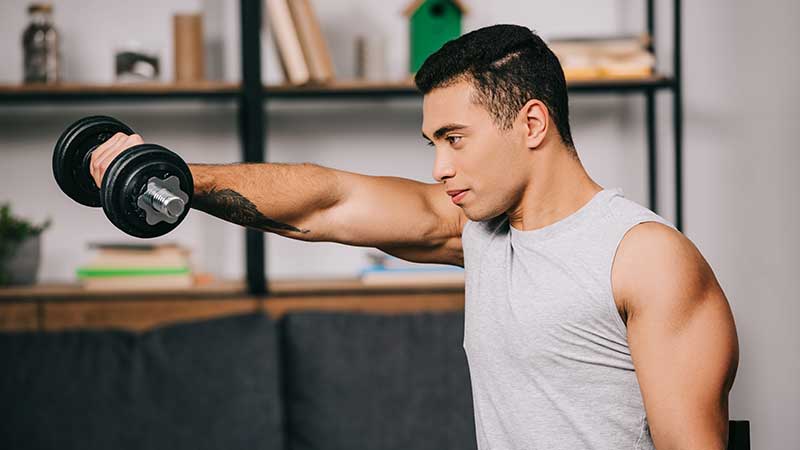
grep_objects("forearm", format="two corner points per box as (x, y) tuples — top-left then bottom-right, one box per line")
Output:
(188, 162), (342, 240)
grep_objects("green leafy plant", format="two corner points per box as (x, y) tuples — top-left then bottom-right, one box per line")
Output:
(0, 202), (51, 284)
(0, 203), (51, 241)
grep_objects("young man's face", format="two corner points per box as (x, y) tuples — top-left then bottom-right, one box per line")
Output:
(422, 79), (530, 222)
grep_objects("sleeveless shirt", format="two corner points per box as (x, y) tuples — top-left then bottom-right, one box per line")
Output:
(461, 187), (675, 450)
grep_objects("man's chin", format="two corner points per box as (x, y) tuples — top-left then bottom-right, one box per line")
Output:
(463, 208), (493, 223)
(463, 203), (510, 222)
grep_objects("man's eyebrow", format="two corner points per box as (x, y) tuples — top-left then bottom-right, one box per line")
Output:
(421, 123), (469, 141)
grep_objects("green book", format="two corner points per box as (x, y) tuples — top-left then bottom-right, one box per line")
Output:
(76, 266), (191, 279)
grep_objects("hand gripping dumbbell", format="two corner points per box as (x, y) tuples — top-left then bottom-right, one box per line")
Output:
(52, 115), (193, 238)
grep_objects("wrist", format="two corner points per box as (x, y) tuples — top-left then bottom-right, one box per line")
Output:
(188, 164), (216, 194)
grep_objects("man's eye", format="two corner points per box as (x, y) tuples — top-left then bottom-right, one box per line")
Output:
(447, 136), (462, 145)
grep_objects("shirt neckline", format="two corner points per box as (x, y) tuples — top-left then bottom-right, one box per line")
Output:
(508, 187), (621, 241)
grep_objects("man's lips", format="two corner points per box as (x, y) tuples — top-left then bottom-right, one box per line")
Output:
(447, 189), (469, 204)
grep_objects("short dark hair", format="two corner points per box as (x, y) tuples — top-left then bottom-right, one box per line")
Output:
(415, 24), (574, 148)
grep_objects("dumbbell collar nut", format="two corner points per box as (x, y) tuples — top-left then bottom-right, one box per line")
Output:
(136, 175), (189, 225)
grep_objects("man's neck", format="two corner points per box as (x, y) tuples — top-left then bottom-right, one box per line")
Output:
(506, 146), (603, 231)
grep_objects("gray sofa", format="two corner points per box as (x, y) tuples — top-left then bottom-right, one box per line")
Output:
(0, 311), (477, 450)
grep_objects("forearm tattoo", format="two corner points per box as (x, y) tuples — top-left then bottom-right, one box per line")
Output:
(193, 187), (310, 234)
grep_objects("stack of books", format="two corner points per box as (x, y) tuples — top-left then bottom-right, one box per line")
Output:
(264, 0), (336, 86)
(548, 34), (655, 81)
(358, 250), (465, 286)
(76, 243), (194, 291)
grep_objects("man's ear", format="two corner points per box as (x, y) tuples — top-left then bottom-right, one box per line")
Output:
(519, 99), (549, 149)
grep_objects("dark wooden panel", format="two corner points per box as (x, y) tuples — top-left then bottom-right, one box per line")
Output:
(40, 292), (465, 332)
(44, 299), (261, 332)
(264, 292), (465, 319)
(0, 302), (38, 332)
(0, 278), (464, 301)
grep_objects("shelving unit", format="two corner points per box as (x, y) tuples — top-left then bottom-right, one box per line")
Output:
(0, 81), (240, 102)
(0, 0), (683, 297)
(252, 0), (684, 296)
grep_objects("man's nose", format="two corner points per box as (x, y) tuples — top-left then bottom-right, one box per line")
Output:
(433, 152), (455, 182)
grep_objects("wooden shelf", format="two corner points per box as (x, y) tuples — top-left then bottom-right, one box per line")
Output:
(566, 74), (674, 92)
(0, 75), (673, 103)
(0, 277), (465, 301)
(0, 81), (241, 102)
(264, 74), (674, 99)
(265, 79), (422, 98)
(0, 279), (244, 300)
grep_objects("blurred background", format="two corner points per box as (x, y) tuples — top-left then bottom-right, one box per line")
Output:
(0, 1), (796, 449)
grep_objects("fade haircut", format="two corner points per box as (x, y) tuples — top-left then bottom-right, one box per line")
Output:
(414, 24), (574, 149)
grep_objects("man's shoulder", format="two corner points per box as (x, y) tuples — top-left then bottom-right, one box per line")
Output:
(617, 221), (686, 257)
(612, 221), (716, 316)
(606, 191), (673, 228)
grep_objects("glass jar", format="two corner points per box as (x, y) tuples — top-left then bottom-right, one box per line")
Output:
(22, 3), (61, 84)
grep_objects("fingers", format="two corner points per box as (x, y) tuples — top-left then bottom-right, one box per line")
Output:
(93, 134), (136, 174)
(90, 133), (144, 187)
(89, 133), (124, 186)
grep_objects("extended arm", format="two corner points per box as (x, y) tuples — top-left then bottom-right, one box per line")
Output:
(190, 162), (466, 266)
(88, 134), (465, 265)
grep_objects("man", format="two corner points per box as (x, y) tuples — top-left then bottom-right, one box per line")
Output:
(90, 24), (739, 450)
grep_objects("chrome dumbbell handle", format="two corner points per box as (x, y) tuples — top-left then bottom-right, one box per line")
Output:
(136, 175), (189, 225)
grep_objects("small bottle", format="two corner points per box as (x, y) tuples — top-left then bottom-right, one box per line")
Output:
(22, 3), (61, 84)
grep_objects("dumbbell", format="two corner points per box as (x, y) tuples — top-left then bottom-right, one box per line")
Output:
(52, 115), (193, 238)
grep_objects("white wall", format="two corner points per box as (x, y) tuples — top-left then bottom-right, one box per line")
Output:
(679, 1), (800, 448)
(0, 1), (797, 448)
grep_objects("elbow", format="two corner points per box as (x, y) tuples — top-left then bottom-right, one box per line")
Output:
(652, 418), (729, 450)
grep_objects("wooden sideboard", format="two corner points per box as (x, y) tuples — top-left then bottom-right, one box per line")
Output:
(0, 278), (465, 332)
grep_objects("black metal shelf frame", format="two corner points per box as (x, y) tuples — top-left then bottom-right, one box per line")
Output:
(240, 0), (267, 295)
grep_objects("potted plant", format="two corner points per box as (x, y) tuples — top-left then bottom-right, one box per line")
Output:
(0, 203), (51, 285)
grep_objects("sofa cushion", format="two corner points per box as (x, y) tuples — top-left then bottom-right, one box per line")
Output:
(0, 312), (285, 450)
(282, 311), (476, 450)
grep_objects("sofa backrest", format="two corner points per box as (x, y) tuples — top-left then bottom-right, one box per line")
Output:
(281, 311), (476, 450)
(0, 313), (285, 450)
(1, 310), (477, 450)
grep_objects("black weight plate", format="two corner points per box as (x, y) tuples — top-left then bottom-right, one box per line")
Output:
(52, 115), (134, 208)
(52, 115), (103, 206)
(101, 144), (193, 238)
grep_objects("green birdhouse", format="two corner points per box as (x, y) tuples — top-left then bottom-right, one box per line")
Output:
(403, 0), (469, 74)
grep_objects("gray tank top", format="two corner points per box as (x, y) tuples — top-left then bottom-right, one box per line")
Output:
(461, 187), (674, 450)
